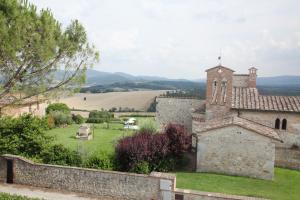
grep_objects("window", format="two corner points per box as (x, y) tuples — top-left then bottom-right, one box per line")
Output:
(282, 119), (287, 130)
(275, 118), (280, 129)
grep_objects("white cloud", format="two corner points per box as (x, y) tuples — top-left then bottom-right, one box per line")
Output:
(30, 0), (300, 79)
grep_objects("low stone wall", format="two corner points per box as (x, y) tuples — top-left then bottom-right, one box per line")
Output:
(156, 98), (205, 133)
(174, 189), (268, 200)
(0, 155), (175, 200)
(275, 147), (300, 170)
(0, 155), (267, 200)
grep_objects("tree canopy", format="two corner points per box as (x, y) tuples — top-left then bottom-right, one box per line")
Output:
(0, 0), (99, 107)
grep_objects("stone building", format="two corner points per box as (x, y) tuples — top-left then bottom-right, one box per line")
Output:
(192, 65), (300, 179)
(0, 94), (47, 117)
(156, 65), (300, 179)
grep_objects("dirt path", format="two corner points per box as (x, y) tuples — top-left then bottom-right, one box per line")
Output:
(0, 184), (107, 200)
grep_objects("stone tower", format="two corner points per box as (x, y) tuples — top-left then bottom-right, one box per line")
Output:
(205, 65), (234, 120)
(248, 67), (257, 88)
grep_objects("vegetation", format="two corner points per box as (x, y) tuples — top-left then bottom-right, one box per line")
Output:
(40, 144), (82, 166)
(115, 124), (191, 174)
(86, 110), (114, 126)
(176, 168), (300, 200)
(84, 151), (114, 170)
(138, 118), (158, 134)
(0, 193), (41, 200)
(47, 111), (73, 127)
(0, 114), (50, 157)
(0, 0), (98, 107)
(46, 103), (71, 114)
(72, 114), (85, 124)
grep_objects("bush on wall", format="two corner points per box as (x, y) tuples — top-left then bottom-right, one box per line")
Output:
(41, 144), (82, 166)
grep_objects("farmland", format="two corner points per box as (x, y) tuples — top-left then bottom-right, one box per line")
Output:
(57, 90), (166, 112)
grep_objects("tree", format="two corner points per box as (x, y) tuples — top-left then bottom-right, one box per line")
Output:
(46, 103), (70, 114)
(0, 0), (99, 108)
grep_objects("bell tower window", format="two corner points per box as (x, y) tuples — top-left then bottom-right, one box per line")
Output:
(282, 119), (287, 130)
(275, 118), (280, 129)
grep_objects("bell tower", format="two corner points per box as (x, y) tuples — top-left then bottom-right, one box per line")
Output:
(248, 67), (257, 88)
(205, 65), (234, 119)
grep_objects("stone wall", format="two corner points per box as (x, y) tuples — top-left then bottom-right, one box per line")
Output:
(275, 147), (300, 170)
(174, 189), (267, 200)
(239, 111), (300, 148)
(156, 98), (205, 133)
(0, 155), (175, 200)
(0, 157), (6, 183)
(195, 125), (275, 180)
(0, 155), (267, 200)
(232, 75), (249, 88)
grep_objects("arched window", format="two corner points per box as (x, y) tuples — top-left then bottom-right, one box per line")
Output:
(282, 119), (287, 130)
(275, 118), (280, 129)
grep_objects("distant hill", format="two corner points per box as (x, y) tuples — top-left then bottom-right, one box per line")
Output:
(55, 69), (300, 96)
(257, 76), (300, 86)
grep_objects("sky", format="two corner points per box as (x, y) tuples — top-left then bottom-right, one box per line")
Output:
(30, 0), (300, 79)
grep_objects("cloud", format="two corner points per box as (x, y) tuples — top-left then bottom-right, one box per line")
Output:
(30, 0), (300, 79)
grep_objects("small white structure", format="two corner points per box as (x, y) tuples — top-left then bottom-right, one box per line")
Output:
(76, 124), (93, 140)
(124, 118), (139, 130)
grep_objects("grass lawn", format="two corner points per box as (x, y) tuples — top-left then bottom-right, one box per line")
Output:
(45, 117), (156, 156)
(176, 168), (300, 200)
(0, 193), (40, 200)
(46, 122), (133, 156)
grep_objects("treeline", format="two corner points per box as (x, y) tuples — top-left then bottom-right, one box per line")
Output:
(80, 80), (203, 93)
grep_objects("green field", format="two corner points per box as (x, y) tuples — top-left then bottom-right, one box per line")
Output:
(46, 122), (133, 156)
(176, 168), (300, 200)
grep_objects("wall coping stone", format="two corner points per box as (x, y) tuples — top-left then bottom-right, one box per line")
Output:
(175, 188), (269, 200)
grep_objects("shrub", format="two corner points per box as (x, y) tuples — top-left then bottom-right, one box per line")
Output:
(46, 115), (55, 129)
(115, 123), (192, 174)
(41, 144), (82, 166)
(138, 119), (158, 134)
(87, 110), (114, 124)
(84, 151), (114, 170)
(0, 114), (51, 157)
(130, 161), (150, 174)
(46, 103), (70, 114)
(86, 118), (104, 123)
(72, 114), (85, 124)
(48, 111), (72, 126)
(116, 133), (153, 171)
(164, 123), (191, 158)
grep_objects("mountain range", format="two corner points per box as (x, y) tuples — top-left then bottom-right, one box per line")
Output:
(83, 69), (300, 86)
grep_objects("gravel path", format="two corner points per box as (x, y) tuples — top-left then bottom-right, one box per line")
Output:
(0, 184), (107, 200)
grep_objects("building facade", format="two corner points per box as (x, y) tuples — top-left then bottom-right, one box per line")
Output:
(192, 65), (300, 179)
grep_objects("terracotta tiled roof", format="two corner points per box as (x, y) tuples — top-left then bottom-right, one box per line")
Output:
(194, 117), (282, 142)
(231, 87), (300, 113)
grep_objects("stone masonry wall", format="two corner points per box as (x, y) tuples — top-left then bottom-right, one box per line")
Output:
(239, 110), (300, 148)
(232, 75), (249, 88)
(0, 155), (176, 200)
(275, 147), (300, 170)
(196, 125), (275, 180)
(0, 157), (6, 183)
(0, 155), (267, 200)
(156, 98), (205, 133)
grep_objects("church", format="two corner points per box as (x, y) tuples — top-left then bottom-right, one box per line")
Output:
(157, 65), (300, 180)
